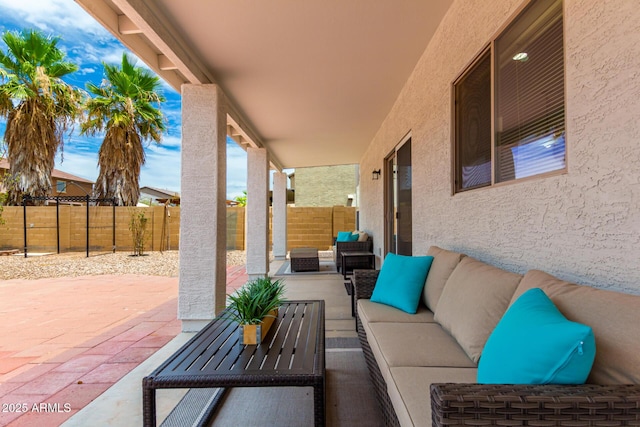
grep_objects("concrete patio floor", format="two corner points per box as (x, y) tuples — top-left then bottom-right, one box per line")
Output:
(0, 265), (248, 427)
(61, 258), (361, 426)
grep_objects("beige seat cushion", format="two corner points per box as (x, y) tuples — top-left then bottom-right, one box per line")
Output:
(358, 299), (436, 324)
(512, 270), (640, 384)
(434, 257), (522, 363)
(388, 367), (477, 427)
(361, 317), (394, 386)
(422, 246), (466, 312)
(368, 322), (476, 368)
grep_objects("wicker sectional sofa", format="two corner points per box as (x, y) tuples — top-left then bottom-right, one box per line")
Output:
(354, 246), (640, 426)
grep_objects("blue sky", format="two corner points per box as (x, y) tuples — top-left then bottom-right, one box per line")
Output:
(0, 0), (248, 198)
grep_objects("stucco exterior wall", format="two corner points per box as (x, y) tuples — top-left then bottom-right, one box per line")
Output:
(359, 0), (640, 294)
(294, 165), (358, 207)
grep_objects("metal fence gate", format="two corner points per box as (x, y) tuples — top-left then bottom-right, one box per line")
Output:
(22, 195), (117, 258)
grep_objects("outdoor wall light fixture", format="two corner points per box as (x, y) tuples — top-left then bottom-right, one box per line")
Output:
(372, 169), (381, 180)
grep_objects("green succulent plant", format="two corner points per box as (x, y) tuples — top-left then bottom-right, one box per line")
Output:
(225, 277), (286, 325)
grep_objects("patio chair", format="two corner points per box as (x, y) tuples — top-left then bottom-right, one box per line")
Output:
(333, 235), (373, 273)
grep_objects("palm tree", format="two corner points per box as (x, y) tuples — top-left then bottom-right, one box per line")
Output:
(81, 53), (166, 206)
(234, 190), (247, 207)
(0, 29), (83, 205)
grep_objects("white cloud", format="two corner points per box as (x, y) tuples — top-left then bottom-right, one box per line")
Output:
(140, 141), (248, 198)
(72, 43), (126, 71)
(140, 148), (180, 192)
(157, 135), (181, 149)
(227, 144), (247, 198)
(0, 0), (107, 38)
(158, 75), (178, 93)
(55, 150), (99, 182)
(162, 103), (182, 125)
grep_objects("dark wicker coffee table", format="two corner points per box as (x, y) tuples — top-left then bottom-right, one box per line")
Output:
(142, 300), (326, 426)
(290, 247), (320, 272)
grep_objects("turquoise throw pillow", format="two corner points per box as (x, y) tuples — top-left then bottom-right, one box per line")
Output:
(370, 253), (434, 314)
(337, 231), (357, 242)
(478, 288), (596, 384)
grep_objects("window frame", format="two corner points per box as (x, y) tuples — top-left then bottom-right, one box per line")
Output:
(56, 180), (67, 193)
(452, 0), (567, 195)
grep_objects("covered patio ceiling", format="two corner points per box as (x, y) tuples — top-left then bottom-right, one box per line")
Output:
(75, 0), (453, 170)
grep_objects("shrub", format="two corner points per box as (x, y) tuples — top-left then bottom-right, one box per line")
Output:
(129, 210), (149, 256)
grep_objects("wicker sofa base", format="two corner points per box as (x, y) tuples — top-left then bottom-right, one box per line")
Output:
(354, 268), (401, 426)
(431, 382), (640, 427)
(357, 316), (401, 427)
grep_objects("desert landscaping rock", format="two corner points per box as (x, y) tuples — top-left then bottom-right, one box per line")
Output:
(0, 250), (248, 280)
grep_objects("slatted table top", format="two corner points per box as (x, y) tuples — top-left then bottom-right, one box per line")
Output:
(144, 300), (325, 387)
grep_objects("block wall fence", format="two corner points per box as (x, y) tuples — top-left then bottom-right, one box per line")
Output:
(226, 205), (356, 250)
(0, 205), (180, 253)
(0, 205), (355, 253)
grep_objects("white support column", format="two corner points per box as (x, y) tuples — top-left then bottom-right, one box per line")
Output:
(246, 147), (269, 279)
(179, 84), (227, 332)
(272, 172), (288, 260)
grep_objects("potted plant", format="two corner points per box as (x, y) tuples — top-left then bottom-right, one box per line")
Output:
(226, 277), (286, 345)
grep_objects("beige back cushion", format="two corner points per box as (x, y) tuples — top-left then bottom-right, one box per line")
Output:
(422, 246), (465, 312)
(434, 257), (522, 363)
(354, 231), (369, 242)
(512, 270), (640, 385)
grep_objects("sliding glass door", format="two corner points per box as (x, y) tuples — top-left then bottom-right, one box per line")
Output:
(385, 138), (412, 256)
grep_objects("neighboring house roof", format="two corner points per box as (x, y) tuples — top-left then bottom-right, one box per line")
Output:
(0, 158), (94, 184)
(139, 186), (180, 199)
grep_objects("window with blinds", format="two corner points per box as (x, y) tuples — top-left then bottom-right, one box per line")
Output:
(454, 0), (565, 193)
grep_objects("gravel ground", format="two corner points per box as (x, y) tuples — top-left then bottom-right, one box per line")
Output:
(0, 250), (248, 280)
